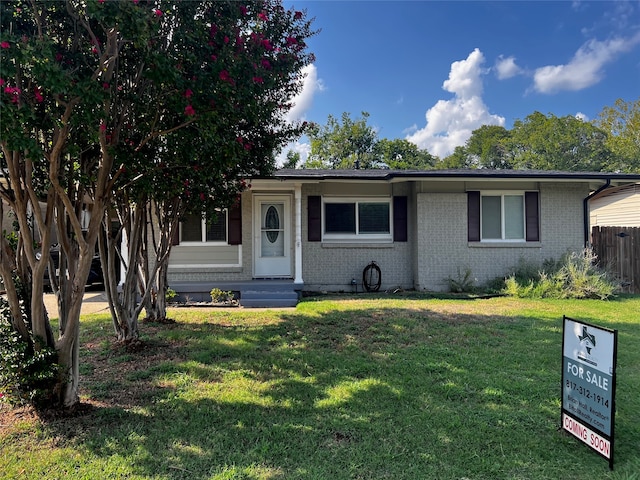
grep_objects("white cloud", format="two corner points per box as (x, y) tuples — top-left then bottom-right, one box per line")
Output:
(533, 33), (640, 94)
(286, 64), (324, 123)
(575, 112), (589, 121)
(495, 55), (524, 80)
(406, 49), (505, 158)
(277, 64), (324, 167)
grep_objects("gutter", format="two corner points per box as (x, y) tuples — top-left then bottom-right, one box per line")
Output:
(583, 179), (610, 246)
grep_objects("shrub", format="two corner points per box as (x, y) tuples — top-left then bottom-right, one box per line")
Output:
(165, 287), (177, 302)
(446, 267), (476, 293)
(502, 249), (617, 300)
(210, 288), (234, 304)
(0, 297), (59, 407)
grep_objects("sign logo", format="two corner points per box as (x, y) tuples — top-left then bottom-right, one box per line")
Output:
(577, 326), (598, 366)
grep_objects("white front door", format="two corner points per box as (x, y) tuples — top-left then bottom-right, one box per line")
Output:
(254, 195), (292, 277)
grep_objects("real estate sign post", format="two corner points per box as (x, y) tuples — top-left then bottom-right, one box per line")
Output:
(561, 316), (617, 470)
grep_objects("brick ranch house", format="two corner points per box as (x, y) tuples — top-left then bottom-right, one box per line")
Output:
(166, 169), (640, 307)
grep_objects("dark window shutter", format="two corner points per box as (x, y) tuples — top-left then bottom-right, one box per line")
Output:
(467, 191), (480, 241)
(393, 196), (408, 242)
(308, 195), (321, 242)
(525, 191), (540, 242)
(228, 202), (242, 245)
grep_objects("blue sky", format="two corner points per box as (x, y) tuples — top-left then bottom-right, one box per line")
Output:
(280, 0), (640, 163)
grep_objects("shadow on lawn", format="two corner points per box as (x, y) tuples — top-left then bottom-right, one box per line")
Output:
(34, 300), (638, 479)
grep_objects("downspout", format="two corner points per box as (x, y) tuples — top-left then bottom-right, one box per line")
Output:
(583, 178), (610, 247)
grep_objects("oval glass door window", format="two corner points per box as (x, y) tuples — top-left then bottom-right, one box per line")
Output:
(265, 206), (280, 243)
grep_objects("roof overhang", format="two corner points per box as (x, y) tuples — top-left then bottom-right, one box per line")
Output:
(250, 169), (640, 191)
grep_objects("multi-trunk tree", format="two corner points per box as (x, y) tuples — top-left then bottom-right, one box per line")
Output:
(0, 0), (314, 408)
(98, 1), (315, 340)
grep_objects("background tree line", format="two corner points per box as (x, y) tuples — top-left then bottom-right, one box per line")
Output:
(291, 98), (639, 173)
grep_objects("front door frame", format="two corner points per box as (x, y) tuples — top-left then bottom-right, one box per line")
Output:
(253, 194), (293, 278)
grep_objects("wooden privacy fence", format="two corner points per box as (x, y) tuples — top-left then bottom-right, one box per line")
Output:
(591, 226), (640, 294)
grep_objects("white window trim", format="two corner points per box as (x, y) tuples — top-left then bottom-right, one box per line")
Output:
(179, 208), (228, 245)
(322, 196), (393, 243)
(480, 190), (526, 242)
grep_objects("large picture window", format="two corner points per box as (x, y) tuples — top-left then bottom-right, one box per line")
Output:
(323, 198), (392, 241)
(468, 191), (539, 243)
(181, 210), (227, 243)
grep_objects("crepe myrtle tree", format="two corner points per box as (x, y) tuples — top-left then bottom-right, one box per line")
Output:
(95, 1), (315, 338)
(0, 0), (314, 408)
(0, 0), (144, 408)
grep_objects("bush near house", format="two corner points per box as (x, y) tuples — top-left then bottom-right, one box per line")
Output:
(501, 248), (617, 299)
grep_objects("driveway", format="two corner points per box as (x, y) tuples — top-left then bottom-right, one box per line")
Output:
(43, 290), (110, 316)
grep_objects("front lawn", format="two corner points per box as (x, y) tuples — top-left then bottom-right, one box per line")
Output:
(1, 294), (639, 479)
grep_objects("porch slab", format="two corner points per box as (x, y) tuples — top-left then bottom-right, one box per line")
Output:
(170, 280), (301, 307)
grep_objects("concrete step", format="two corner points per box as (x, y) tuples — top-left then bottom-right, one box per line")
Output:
(240, 289), (299, 308)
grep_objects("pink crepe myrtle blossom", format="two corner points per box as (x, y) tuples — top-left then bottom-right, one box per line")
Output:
(99, 122), (107, 132)
(1, 41), (10, 49)
(34, 87), (43, 103)
(239, 5), (247, 15)
(286, 36), (297, 46)
(4, 86), (21, 104)
(219, 70), (234, 84)
(103, 82), (110, 90)
(258, 12), (268, 21)
(184, 89), (193, 98)
(294, 11), (303, 20)
(0, 78), (5, 87)
(184, 104), (196, 116)
(260, 58), (271, 70)
(252, 76), (263, 84)
(155, 9), (162, 16)
(261, 39), (273, 51)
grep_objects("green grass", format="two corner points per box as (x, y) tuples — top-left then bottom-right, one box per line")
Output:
(1, 294), (639, 479)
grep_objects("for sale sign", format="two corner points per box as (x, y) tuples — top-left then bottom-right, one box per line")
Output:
(561, 316), (617, 469)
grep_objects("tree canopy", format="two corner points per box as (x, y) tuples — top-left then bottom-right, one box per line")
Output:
(593, 97), (640, 173)
(437, 112), (616, 171)
(0, 0), (315, 408)
(304, 111), (435, 169)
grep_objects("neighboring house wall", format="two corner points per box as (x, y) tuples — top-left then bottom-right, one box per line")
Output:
(415, 182), (587, 291)
(590, 184), (640, 227)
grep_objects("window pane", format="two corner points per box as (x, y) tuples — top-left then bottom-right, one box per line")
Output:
(325, 203), (356, 233)
(504, 195), (524, 239)
(358, 203), (390, 233)
(182, 214), (202, 242)
(481, 196), (501, 239)
(206, 211), (227, 242)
